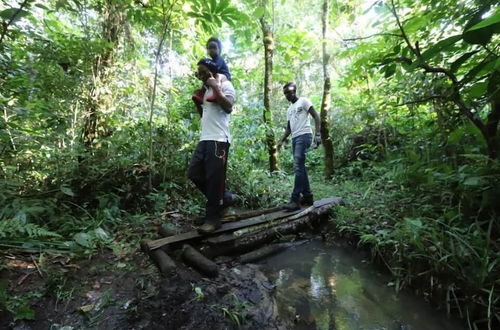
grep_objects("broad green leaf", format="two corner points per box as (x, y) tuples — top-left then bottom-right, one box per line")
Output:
(216, 0), (230, 12)
(464, 176), (481, 186)
(60, 185), (74, 196)
(253, 6), (265, 19)
(94, 228), (110, 241)
(466, 81), (487, 99)
(420, 35), (462, 61)
(467, 9), (500, 31)
(35, 4), (50, 11)
(0, 8), (30, 23)
(404, 16), (428, 34)
(208, 0), (216, 13)
(450, 50), (479, 73)
(384, 64), (396, 78)
(73, 232), (92, 247)
(461, 58), (496, 85)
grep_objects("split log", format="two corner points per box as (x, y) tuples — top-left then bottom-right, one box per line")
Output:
(200, 213), (319, 258)
(222, 206), (283, 222)
(147, 197), (343, 251)
(146, 207), (304, 250)
(182, 244), (219, 277)
(140, 240), (176, 276)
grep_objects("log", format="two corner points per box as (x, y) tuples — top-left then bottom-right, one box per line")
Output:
(147, 197), (343, 250)
(158, 225), (179, 238)
(146, 207), (304, 250)
(222, 206), (283, 222)
(140, 240), (176, 276)
(182, 244), (219, 277)
(239, 242), (294, 263)
(200, 214), (319, 258)
(205, 197), (341, 246)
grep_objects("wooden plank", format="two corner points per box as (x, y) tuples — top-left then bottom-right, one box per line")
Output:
(146, 197), (342, 250)
(222, 205), (284, 222)
(147, 208), (303, 250)
(205, 208), (305, 244)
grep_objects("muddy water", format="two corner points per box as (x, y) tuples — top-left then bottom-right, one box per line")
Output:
(258, 238), (464, 330)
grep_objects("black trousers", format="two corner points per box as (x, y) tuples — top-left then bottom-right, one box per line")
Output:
(188, 140), (230, 218)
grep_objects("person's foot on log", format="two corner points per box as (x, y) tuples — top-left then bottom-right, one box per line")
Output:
(300, 194), (314, 206)
(197, 217), (221, 235)
(284, 200), (300, 211)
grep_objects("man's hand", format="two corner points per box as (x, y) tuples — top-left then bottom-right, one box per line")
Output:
(206, 72), (219, 89)
(277, 141), (283, 152)
(314, 134), (321, 148)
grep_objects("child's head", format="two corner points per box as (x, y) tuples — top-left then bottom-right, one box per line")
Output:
(206, 37), (222, 58)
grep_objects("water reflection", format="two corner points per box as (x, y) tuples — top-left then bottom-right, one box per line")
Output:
(259, 239), (464, 330)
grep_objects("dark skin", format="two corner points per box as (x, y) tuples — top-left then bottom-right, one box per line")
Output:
(277, 85), (321, 150)
(207, 41), (219, 59)
(195, 64), (234, 116)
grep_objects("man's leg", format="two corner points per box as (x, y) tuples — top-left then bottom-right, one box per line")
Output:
(188, 141), (207, 195)
(286, 134), (312, 211)
(198, 141), (230, 233)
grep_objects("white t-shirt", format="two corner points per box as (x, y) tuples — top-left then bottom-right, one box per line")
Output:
(200, 80), (236, 143)
(287, 97), (313, 138)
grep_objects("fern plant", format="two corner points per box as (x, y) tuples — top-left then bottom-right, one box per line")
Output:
(0, 219), (62, 240)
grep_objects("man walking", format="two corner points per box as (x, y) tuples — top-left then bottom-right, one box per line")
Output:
(188, 58), (235, 234)
(277, 82), (321, 211)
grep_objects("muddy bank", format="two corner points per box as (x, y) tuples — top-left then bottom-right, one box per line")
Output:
(1, 249), (290, 330)
(138, 264), (289, 329)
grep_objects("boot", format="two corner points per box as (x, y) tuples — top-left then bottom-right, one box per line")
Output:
(284, 200), (300, 211)
(223, 191), (240, 208)
(197, 217), (221, 234)
(300, 194), (314, 206)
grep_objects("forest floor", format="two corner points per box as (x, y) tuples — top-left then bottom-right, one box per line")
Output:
(0, 212), (294, 330)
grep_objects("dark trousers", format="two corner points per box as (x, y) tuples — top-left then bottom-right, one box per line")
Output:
(188, 140), (230, 218)
(291, 133), (312, 202)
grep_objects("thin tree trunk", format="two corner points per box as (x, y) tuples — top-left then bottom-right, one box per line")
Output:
(82, 0), (123, 151)
(260, 14), (279, 172)
(320, 0), (334, 179)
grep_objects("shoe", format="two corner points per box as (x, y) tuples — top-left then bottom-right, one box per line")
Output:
(197, 218), (221, 234)
(223, 192), (239, 208)
(300, 194), (314, 206)
(193, 217), (205, 226)
(284, 200), (300, 211)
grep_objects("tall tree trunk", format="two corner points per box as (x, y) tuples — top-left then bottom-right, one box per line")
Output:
(82, 0), (123, 151)
(320, 0), (334, 179)
(260, 15), (279, 172)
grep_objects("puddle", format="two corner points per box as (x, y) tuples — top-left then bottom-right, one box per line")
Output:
(258, 239), (465, 330)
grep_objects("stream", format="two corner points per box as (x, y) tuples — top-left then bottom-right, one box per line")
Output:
(258, 238), (465, 330)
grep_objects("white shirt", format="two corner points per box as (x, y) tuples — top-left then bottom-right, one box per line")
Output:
(286, 97), (313, 138)
(200, 80), (236, 143)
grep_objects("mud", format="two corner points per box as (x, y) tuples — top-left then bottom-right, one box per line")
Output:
(1, 250), (289, 330)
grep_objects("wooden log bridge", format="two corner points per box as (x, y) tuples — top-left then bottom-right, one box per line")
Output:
(142, 197), (342, 277)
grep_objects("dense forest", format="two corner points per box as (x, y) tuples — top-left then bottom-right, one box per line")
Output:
(1, 0), (499, 329)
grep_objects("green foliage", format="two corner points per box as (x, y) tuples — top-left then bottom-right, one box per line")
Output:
(0, 219), (62, 240)
(0, 282), (41, 321)
(1, 0), (499, 327)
